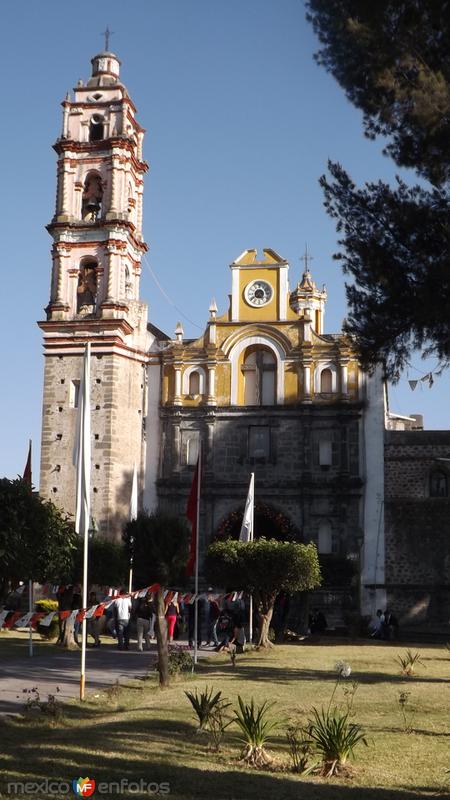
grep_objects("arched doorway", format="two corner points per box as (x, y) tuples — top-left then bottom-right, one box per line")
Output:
(214, 502), (299, 542)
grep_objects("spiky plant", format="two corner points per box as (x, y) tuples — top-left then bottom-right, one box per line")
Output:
(307, 707), (368, 776)
(234, 696), (281, 767)
(185, 686), (224, 731)
(396, 649), (424, 676)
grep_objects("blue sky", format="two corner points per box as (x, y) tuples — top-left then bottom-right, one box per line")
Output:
(0, 0), (448, 481)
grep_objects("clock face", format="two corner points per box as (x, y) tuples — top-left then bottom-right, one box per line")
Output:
(245, 280), (273, 307)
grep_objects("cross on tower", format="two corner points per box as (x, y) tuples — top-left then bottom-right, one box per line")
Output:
(101, 26), (114, 51)
(299, 244), (314, 273)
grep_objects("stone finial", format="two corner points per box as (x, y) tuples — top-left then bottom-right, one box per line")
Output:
(209, 298), (218, 319)
(174, 321), (184, 343)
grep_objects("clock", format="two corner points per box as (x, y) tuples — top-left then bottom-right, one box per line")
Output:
(245, 280), (273, 307)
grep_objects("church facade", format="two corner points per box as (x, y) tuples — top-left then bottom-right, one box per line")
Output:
(38, 50), (389, 618)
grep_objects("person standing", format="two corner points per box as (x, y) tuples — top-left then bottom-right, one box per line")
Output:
(87, 590), (101, 647)
(206, 592), (220, 647)
(115, 590), (132, 650)
(165, 597), (179, 644)
(136, 596), (155, 651)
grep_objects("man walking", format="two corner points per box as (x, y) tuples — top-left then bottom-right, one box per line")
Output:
(115, 590), (132, 651)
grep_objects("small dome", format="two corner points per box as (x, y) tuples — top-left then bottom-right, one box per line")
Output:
(88, 51), (121, 87)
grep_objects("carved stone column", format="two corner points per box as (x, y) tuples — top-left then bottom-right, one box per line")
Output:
(303, 363), (312, 401)
(207, 366), (217, 406)
(174, 367), (182, 406)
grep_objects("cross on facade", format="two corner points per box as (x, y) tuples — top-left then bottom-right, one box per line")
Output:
(299, 244), (314, 273)
(102, 26), (114, 51)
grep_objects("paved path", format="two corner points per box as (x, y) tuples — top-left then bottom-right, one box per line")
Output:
(0, 640), (212, 714)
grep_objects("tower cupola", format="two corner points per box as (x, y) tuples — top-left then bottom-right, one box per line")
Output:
(290, 267), (327, 334)
(89, 51), (121, 86)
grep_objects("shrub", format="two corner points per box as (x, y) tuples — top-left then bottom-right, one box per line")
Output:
(156, 648), (193, 676)
(396, 650), (424, 676)
(22, 687), (63, 724)
(234, 696), (281, 767)
(36, 599), (58, 641)
(208, 699), (233, 752)
(286, 724), (315, 774)
(307, 707), (368, 776)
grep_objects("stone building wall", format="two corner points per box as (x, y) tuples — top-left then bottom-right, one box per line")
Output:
(40, 345), (147, 540)
(157, 404), (364, 569)
(384, 431), (450, 625)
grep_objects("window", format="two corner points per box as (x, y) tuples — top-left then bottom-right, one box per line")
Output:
(89, 115), (104, 141)
(181, 430), (200, 466)
(188, 371), (200, 396)
(313, 433), (339, 469)
(318, 522), (333, 554)
(429, 469), (448, 497)
(248, 426), (270, 462)
(70, 380), (80, 409)
(242, 347), (276, 406)
(320, 368), (333, 393)
(319, 440), (333, 466)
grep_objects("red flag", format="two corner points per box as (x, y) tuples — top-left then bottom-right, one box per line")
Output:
(22, 440), (32, 489)
(186, 458), (200, 576)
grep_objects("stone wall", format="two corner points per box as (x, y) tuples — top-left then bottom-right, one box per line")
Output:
(157, 404), (364, 568)
(384, 431), (450, 625)
(40, 348), (147, 540)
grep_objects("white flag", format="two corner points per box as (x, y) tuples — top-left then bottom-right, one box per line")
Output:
(130, 463), (138, 521)
(39, 611), (56, 627)
(239, 473), (254, 542)
(73, 343), (91, 537)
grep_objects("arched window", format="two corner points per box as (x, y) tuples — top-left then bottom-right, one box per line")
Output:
(89, 114), (104, 141)
(429, 469), (448, 498)
(318, 521), (333, 554)
(188, 371), (200, 396)
(76, 260), (98, 315)
(81, 172), (103, 220)
(242, 347), (276, 406)
(320, 368), (333, 393)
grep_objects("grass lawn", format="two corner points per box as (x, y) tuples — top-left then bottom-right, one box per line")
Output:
(0, 640), (449, 799)
(0, 630), (58, 661)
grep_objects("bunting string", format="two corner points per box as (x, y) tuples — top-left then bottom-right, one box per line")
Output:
(0, 584), (245, 631)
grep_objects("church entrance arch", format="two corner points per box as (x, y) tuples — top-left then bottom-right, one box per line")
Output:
(215, 502), (299, 542)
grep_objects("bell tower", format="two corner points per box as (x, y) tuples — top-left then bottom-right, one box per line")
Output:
(38, 49), (151, 539)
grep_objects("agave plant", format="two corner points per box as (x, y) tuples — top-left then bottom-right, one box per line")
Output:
(185, 686), (224, 731)
(396, 649), (424, 676)
(307, 707), (368, 776)
(234, 696), (281, 766)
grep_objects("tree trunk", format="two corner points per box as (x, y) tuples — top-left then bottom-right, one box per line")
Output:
(256, 606), (274, 648)
(154, 587), (169, 688)
(57, 587), (77, 649)
(61, 616), (78, 650)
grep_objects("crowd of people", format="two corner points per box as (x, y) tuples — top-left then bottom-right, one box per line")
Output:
(369, 608), (399, 640)
(62, 588), (251, 653)
(8, 584), (401, 648)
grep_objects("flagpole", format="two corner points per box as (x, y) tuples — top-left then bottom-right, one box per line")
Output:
(249, 474), (254, 646)
(193, 443), (202, 666)
(74, 343), (91, 702)
(26, 439), (34, 658)
(28, 578), (33, 658)
(128, 464), (138, 593)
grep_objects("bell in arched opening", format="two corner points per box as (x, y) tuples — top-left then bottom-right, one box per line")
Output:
(81, 173), (103, 221)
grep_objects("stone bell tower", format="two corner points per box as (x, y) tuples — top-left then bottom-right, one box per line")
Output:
(38, 48), (152, 539)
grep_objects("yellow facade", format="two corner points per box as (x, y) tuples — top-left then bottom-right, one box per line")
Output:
(161, 249), (360, 408)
